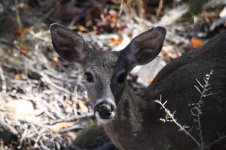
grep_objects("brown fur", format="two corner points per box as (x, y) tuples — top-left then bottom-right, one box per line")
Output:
(50, 24), (226, 150)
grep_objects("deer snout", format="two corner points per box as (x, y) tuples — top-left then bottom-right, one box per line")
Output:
(94, 100), (116, 123)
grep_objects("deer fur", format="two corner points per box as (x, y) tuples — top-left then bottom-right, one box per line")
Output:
(50, 23), (226, 150)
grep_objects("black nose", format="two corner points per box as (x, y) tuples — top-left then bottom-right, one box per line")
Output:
(95, 101), (115, 119)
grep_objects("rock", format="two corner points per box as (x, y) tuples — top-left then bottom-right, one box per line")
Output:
(220, 7), (226, 18)
(6, 100), (36, 122)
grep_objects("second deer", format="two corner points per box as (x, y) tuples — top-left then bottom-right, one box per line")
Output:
(50, 24), (226, 150)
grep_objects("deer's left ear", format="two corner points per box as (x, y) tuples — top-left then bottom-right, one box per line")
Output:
(117, 27), (166, 72)
(111, 27), (166, 101)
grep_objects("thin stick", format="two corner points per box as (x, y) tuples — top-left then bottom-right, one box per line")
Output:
(0, 65), (6, 93)
(155, 99), (201, 146)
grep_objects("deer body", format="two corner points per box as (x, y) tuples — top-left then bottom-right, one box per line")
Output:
(50, 24), (226, 150)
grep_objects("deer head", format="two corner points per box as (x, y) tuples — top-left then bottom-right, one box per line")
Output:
(50, 23), (166, 124)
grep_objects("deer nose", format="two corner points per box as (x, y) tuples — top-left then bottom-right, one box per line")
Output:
(95, 100), (116, 119)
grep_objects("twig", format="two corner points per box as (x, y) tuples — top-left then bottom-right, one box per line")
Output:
(18, 124), (29, 149)
(156, 0), (164, 18)
(50, 113), (94, 125)
(155, 71), (225, 150)
(155, 99), (201, 146)
(192, 70), (214, 149)
(206, 134), (226, 147)
(28, 30), (51, 42)
(15, 0), (24, 44)
(0, 65), (6, 93)
(40, 72), (77, 97)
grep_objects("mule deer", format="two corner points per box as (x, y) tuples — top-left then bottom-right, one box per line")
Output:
(50, 24), (226, 150)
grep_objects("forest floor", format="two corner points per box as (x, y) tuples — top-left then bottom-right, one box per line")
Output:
(0, 0), (225, 149)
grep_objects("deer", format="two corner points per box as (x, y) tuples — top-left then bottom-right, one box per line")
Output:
(50, 23), (226, 150)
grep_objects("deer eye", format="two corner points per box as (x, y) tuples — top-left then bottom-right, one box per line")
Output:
(84, 72), (94, 83)
(117, 71), (127, 84)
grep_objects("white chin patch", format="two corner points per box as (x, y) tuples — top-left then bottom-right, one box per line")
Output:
(95, 112), (115, 125)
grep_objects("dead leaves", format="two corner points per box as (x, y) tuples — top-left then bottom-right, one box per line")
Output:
(77, 99), (89, 114)
(191, 37), (203, 49)
(52, 121), (77, 133)
(15, 73), (27, 80)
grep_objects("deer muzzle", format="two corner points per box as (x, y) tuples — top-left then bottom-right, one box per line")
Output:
(94, 100), (116, 121)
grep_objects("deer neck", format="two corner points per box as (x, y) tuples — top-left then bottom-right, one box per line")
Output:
(101, 81), (161, 149)
(103, 81), (156, 126)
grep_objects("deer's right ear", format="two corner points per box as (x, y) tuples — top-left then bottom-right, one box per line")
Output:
(50, 23), (87, 63)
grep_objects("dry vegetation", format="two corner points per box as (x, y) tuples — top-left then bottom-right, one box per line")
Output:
(0, 0), (225, 149)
